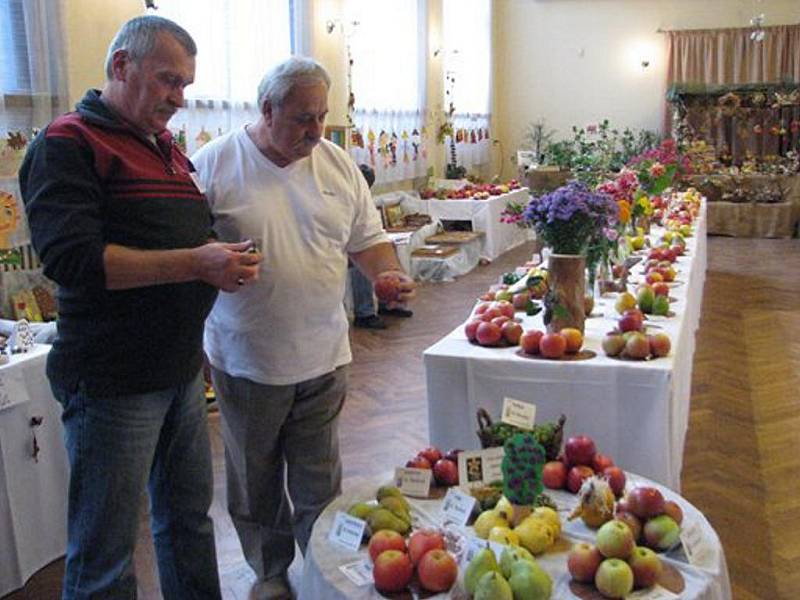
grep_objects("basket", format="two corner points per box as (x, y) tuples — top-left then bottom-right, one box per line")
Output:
(476, 408), (566, 461)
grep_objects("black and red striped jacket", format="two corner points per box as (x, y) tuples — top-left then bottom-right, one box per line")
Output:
(19, 89), (217, 396)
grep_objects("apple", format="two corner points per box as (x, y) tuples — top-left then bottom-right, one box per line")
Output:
(418, 447), (442, 464)
(652, 282), (670, 297)
(623, 332), (651, 360)
(495, 290), (514, 303)
(618, 309), (644, 333)
(628, 546), (663, 588)
(645, 271), (663, 285)
(512, 291), (530, 310)
(565, 435), (597, 467)
(475, 321), (503, 346)
(480, 307), (502, 322)
(539, 332), (567, 358)
(464, 319), (482, 342)
(592, 453), (614, 473)
(616, 496), (632, 515)
(444, 448), (463, 463)
(491, 315), (511, 328)
(405, 455), (431, 470)
(560, 327), (583, 353)
(643, 515), (681, 551)
(368, 529), (406, 562)
(474, 302), (491, 316)
(602, 333), (626, 357)
(602, 466), (626, 498)
(594, 558), (634, 599)
(542, 461), (568, 489)
(663, 500), (683, 525)
(626, 487), (665, 519)
(374, 275), (401, 303)
(407, 529), (446, 565)
(615, 292), (637, 315)
(372, 549), (413, 593)
(433, 458), (459, 486)
(416, 548), (458, 592)
(566, 465), (594, 493)
(596, 519), (635, 559)
(493, 300), (515, 319)
(520, 329), (544, 354)
(649, 333), (671, 358)
(567, 542), (603, 583)
(501, 321), (523, 345)
(615, 512), (642, 543)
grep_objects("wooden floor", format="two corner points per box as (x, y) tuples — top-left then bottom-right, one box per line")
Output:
(6, 235), (799, 599)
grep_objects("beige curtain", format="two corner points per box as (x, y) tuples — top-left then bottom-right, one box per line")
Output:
(667, 24), (800, 86)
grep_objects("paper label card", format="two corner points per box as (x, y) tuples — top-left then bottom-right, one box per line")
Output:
(457, 447), (505, 488)
(680, 520), (711, 566)
(338, 560), (373, 586)
(394, 467), (432, 498)
(462, 535), (506, 567)
(441, 487), (476, 527)
(328, 511), (366, 552)
(500, 397), (536, 430)
(627, 585), (680, 600)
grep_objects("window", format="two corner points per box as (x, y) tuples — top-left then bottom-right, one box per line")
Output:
(442, 0), (491, 116)
(0, 0), (31, 94)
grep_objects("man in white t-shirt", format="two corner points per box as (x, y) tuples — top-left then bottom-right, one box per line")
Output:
(192, 57), (415, 599)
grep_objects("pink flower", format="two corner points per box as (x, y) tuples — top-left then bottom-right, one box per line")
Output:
(604, 227), (619, 241)
(648, 162), (665, 178)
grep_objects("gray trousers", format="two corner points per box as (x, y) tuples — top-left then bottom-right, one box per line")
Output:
(211, 365), (348, 581)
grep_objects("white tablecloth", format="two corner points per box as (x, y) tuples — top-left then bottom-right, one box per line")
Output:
(424, 205), (708, 491)
(299, 469), (730, 599)
(422, 189), (533, 260)
(0, 344), (68, 597)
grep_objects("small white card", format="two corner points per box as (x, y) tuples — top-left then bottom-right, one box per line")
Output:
(394, 467), (432, 498)
(462, 535), (506, 566)
(680, 520), (711, 566)
(626, 585), (680, 600)
(441, 487), (477, 527)
(328, 511), (366, 552)
(338, 560), (373, 586)
(457, 447), (505, 488)
(500, 397), (536, 430)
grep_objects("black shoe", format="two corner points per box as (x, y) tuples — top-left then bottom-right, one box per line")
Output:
(353, 315), (387, 329)
(378, 305), (414, 318)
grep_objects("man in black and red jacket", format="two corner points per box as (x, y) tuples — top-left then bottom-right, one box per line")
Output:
(19, 15), (260, 600)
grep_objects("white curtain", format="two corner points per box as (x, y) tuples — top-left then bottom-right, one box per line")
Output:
(442, 0), (491, 170)
(156, 0), (294, 155)
(345, 0), (427, 183)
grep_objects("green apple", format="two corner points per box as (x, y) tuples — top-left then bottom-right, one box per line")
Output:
(628, 546), (663, 588)
(596, 520), (635, 559)
(594, 558), (634, 598)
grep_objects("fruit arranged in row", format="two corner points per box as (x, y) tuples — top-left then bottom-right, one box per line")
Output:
(602, 329), (671, 360)
(616, 486), (683, 553)
(464, 543), (553, 599)
(405, 446), (461, 487)
(419, 179), (521, 200)
(348, 486), (412, 535)
(370, 528), (459, 594)
(542, 435), (626, 499)
(519, 327), (583, 358)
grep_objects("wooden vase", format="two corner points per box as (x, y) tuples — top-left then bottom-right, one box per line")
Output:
(546, 254), (586, 334)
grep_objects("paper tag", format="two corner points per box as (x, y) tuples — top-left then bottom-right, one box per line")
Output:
(457, 447), (505, 488)
(441, 487), (477, 527)
(338, 560), (373, 586)
(680, 520), (711, 565)
(394, 467), (432, 498)
(500, 397), (536, 430)
(328, 511), (366, 552)
(626, 585), (680, 600)
(462, 535), (506, 566)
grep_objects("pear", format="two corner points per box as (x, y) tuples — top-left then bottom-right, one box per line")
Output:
(347, 502), (375, 520)
(474, 570), (513, 600)
(514, 517), (554, 555)
(474, 509), (510, 539)
(489, 525), (520, 547)
(531, 507), (561, 538)
(464, 545), (501, 595)
(652, 294), (670, 316)
(379, 496), (411, 522)
(366, 507), (410, 535)
(499, 545), (536, 579)
(508, 559), (553, 599)
(376, 485), (403, 501)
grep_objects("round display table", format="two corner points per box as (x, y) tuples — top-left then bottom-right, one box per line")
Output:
(298, 472), (731, 599)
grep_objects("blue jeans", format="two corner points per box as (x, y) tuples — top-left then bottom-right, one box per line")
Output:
(349, 265), (376, 318)
(52, 372), (221, 600)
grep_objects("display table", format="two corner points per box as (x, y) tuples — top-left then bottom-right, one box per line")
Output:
(0, 344), (68, 597)
(424, 205), (707, 492)
(422, 189), (533, 260)
(299, 471), (730, 599)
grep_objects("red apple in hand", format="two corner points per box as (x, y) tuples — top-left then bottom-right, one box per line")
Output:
(433, 458), (459, 486)
(407, 529), (445, 565)
(542, 461), (568, 489)
(368, 530), (406, 562)
(373, 549), (413, 593)
(374, 274), (402, 303)
(416, 548), (458, 592)
(565, 435), (597, 467)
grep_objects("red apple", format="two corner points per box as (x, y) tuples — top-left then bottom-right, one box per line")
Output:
(652, 282), (670, 297)
(416, 548), (458, 593)
(474, 302), (491, 315)
(628, 546), (663, 588)
(480, 307), (502, 322)
(623, 332), (651, 360)
(372, 549), (413, 593)
(566, 465), (594, 493)
(626, 487), (665, 519)
(475, 321), (503, 346)
(407, 529), (446, 565)
(491, 315), (511, 328)
(493, 300), (515, 319)
(663, 500), (683, 525)
(603, 466), (626, 498)
(567, 542), (603, 583)
(501, 321), (523, 345)
(512, 291), (530, 310)
(368, 529), (406, 562)
(618, 309), (644, 333)
(648, 333), (671, 358)
(592, 453), (614, 473)
(405, 455), (431, 470)
(542, 461), (568, 489)
(565, 435), (597, 467)
(615, 512), (642, 543)
(520, 329), (543, 354)
(432, 458), (459, 486)
(374, 275), (401, 303)
(539, 332), (567, 358)
(418, 447), (442, 465)
(464, 319), (482, 342)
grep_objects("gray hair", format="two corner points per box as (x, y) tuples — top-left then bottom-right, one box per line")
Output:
(256, 57), (331, 111)
(105, 15), (196, 79)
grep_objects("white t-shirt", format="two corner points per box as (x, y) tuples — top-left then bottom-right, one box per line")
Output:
(192, 127), (388, 385)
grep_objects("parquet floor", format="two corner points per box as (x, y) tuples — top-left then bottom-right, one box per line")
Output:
(5, 235), (799, 599)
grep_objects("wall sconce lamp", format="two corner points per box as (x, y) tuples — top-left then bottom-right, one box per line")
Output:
(641, 59), (650, 69)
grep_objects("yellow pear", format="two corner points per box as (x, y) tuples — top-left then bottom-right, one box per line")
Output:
(494, 496), (514, 520)
(474, 510), (509, 540)
(488, 525), (520, 547)
(530, 506), (561, 538)
(513, 516), (554, 555)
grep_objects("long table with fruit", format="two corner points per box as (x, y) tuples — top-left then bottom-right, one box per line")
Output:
(424, 191), (707, 492)
(299, 426), (730, 599)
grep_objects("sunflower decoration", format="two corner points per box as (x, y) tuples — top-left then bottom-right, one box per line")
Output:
(718, 92), (742, 117)
(750, 91), (767, 107)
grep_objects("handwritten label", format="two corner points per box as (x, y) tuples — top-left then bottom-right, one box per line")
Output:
(457, 447), (505, 489)
(338, 560), (373, 586)
(462, 535), (506, 567)
(394, 467), (432, 498)
(500, 397), (536, 430)
(328, 511), (366, 552)
(680, 520), (711, 566)
(626, 585), (680, 600)
(441, 487), (477, 527)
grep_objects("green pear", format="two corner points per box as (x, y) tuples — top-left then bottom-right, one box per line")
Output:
(508, 559), (553, 599)
(652, 294), (670, 316)
(464, 545), (501, 595)
(376, 485), (403, 501)
(366, 508), (410, 535)
(379, 496), (411, 522)
(474, 570), (513, 600)
(499, 546), (536, 579)
(636, 287), (655, 314)
(347, 502), (375, 520)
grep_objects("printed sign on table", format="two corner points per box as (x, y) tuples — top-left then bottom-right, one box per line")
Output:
(500, 397), (536, 430)
(328, 511), (366, 553)
(394, 467), (432, 498)
(457, 446), (505, 489)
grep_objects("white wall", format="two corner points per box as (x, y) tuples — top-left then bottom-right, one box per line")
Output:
(492, 0), (800, 173)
